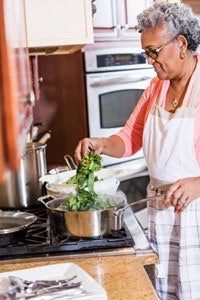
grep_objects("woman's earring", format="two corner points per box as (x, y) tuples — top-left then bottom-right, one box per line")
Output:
(180, 51), (186, 59)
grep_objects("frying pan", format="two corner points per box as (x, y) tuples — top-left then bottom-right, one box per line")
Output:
(0, 210), (37, 246)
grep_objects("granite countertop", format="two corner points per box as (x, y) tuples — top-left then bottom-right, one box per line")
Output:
(0, 252), (158, 300)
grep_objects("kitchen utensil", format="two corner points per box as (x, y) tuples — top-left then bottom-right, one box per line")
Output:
(114, 188), (166, 216)
(0, 143), (47, 208)
(28, 122), (43, 143)
(64, 155), (77, 170)
(38, 132), (51, 144)
(38, 187), (165, 238)
(38, 193), (126, 238)
(0, 263), (108, 300)
(33, 130), (52, 143)
(0, 210), (37, 246)
(8, 274), (82, 297)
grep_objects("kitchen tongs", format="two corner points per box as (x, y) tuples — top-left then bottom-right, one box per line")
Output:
(64, 154), (77, 170)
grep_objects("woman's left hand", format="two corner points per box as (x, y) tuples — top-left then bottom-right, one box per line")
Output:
(163, 177), (200, 213)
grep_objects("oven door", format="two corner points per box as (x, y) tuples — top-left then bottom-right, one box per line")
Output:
(85, 67), (155, 166)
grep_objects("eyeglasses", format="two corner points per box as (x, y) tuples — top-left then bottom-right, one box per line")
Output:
(141, 36), (177, 60)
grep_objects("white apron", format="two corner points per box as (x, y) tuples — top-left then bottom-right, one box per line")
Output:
(143, 66), (200, 300)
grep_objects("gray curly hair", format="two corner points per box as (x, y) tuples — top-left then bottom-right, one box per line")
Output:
(136, 0), (200, 51)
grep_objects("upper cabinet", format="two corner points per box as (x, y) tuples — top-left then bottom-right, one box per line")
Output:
(93, 0), (153, 41)
(24, 0), (94, 55)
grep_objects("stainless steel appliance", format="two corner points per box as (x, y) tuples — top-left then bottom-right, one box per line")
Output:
(84, 47), (155, 168)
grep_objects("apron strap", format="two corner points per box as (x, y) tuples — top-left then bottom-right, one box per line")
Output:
(187, 59), (200, 108)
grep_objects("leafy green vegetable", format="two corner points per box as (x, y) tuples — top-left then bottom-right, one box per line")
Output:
(65, 151), (101, 186)
(56, 194), (116, 211)
(57, 151), (115, 211)
(66, 175), (77, 184)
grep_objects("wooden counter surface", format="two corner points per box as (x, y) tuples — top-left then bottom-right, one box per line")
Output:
(0, 253), (158, 300)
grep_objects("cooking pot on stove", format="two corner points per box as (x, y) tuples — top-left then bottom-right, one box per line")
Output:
(38, 192), (127, 238)
(0, 143), (47, 208)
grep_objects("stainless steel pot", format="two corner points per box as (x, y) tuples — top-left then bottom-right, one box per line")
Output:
(38, 194), (126, 238)
(0, 143), (47, 208)
(0, 210), (37, 246)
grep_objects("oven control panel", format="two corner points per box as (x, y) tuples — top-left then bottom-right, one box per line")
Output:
(84, 47), (151, 72)
(97, 53), (145, 68)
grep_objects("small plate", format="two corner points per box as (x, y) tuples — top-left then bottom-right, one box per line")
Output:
(0, 262), (107, 300)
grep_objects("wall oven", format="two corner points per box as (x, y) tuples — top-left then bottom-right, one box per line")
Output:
(84, 47), (155, 169)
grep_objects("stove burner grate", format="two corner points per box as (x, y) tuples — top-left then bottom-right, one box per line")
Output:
(0, 206), (134, 260)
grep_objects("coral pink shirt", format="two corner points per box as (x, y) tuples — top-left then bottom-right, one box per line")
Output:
(116, 54), (200, 165)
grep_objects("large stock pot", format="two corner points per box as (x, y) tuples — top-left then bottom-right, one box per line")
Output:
(0, 143), (47, 208)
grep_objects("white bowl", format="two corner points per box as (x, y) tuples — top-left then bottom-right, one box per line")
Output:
(46, 177), (120, 198)
(41, 168), (121, 198)
(40, 168), (119, 184)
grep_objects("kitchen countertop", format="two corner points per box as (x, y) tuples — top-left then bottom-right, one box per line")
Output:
(0, 252), (158, 300)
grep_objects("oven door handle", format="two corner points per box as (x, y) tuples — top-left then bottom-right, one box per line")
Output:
(90, 75), (152, 87)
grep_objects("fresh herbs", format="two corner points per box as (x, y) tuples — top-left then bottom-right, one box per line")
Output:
(66, 151), (101, 188)
(67, 151), (101, 211)
(56, 193), (116, 211)
(57, 151), (115, 211)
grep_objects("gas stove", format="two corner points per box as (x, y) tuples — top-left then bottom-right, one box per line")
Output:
(0, 206), (137, 261)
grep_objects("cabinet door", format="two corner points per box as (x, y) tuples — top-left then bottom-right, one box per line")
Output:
(93, 0), (153, 41)
(33, 52), (89, 167)
(118, 0), (152, 40)
(24, 0), (93, 48)
(93, 0), (119, 40)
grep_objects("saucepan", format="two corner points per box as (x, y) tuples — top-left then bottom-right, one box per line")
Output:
(38, 188), (165, 239)
(38, 193), (127, 238)
(0, 210), (37, 246)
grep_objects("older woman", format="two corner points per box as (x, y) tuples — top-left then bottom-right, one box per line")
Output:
(74, 1), (200, 299)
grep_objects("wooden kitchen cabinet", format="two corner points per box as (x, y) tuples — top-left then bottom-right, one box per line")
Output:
(182, 0), (200, 14)
(33, 51), (89, 168)
(24, 0), (94, 55)
(93, 0), (153, 41)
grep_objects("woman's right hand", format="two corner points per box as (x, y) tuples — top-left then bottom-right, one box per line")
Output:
(74, 137), (105, 164)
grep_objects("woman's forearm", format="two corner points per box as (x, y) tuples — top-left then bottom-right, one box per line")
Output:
(74, 135), (125, 163)
(101, 135), (125, 158)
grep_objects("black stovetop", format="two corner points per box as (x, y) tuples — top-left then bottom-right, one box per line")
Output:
(0, 206), (135, 260)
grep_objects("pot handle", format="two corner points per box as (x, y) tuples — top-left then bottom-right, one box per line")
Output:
(38, 195), (54, 207)
(114, 188), (166, 216)
(114, 197), (150, 216)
